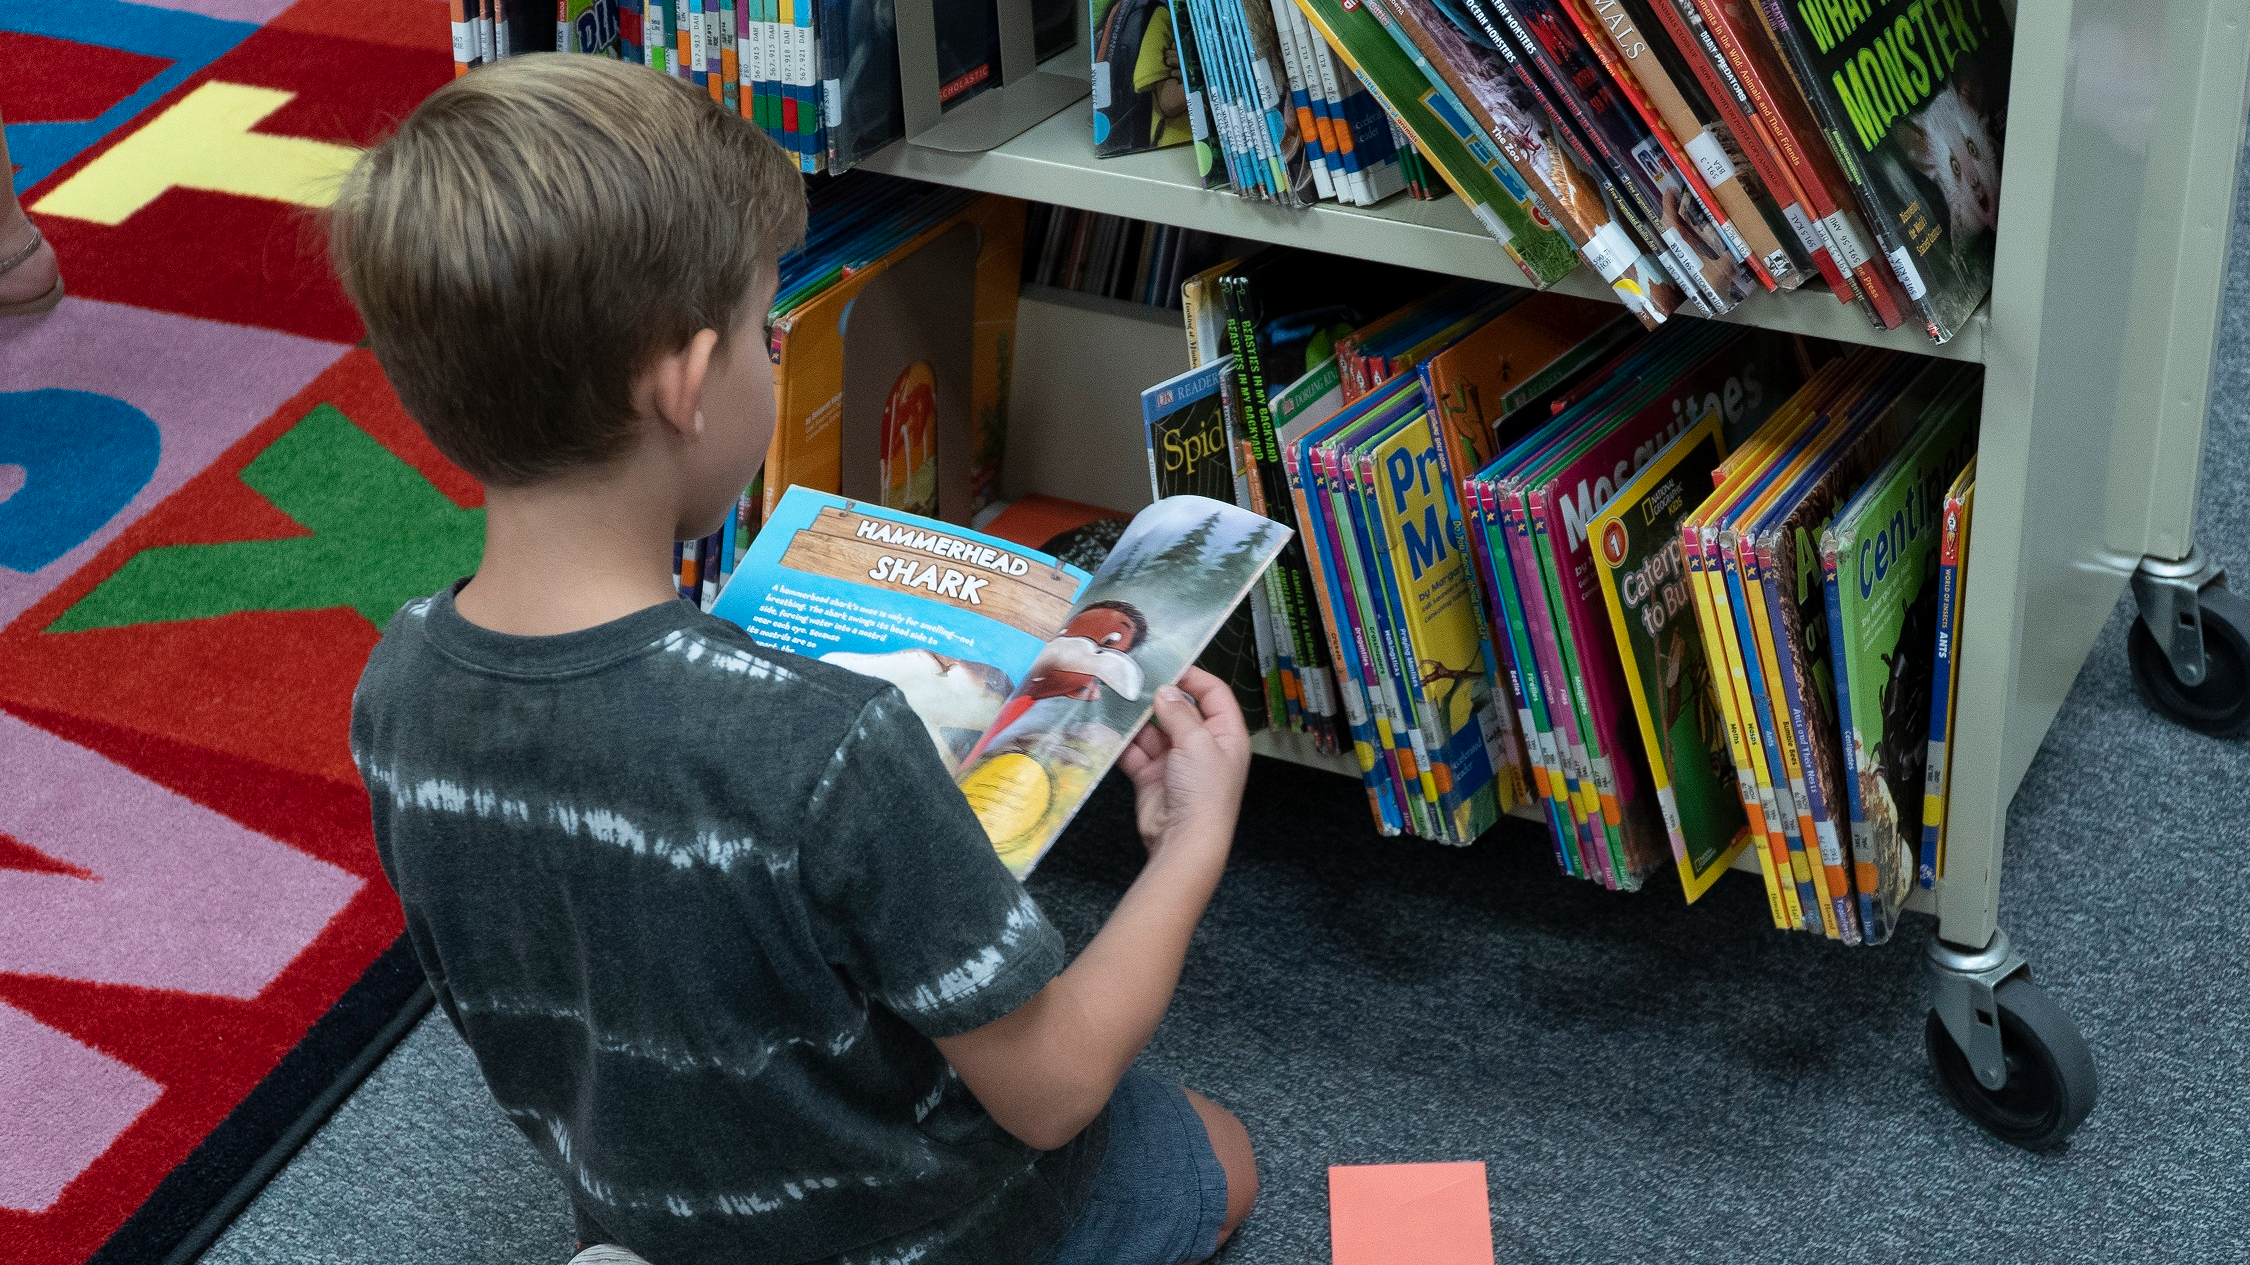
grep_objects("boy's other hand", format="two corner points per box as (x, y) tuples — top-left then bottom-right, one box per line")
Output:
(1118, 667), (1249, 870)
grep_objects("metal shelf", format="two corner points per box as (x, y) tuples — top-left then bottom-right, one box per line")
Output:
(861, 96), (1985, 363)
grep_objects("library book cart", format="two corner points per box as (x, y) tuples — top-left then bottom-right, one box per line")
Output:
(861, 0), (2250, 1149)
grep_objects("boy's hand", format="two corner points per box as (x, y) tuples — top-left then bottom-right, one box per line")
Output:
(1118, 666), (1250, 869)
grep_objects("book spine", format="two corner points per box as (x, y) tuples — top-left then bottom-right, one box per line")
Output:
(1687, 0), (1904, 328)
(1472, 478), (1577, 872)
(1324, 443), (1430, 836)
(1646, 0), (1848, 301)
(1921, 486), (1967, 887)
(1758, 531), (1860, 943)
(1286, 438), (1403, 832)
(1479, 0), (1723, 315)
(1266, 0), (1338, 199)
(1685, 514), (1789, 927)
(452, 0), (478, 73)
(1733, 531), (1836, 936)
(1504, 486), (1610, 881)
(1821, 526), (1881, 940)
(1563, 0), (1781, 289)
(1750, 0), (1940, 339)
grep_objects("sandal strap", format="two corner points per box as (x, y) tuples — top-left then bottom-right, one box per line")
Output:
(0, 224), (45, 277)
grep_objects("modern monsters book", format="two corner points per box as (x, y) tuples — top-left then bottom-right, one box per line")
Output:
(717, 488), (1288, 877)
(1754, 0), (2011, 343)
(1591, 412), (1750, 902)
(1145, 358), (1273, 730)
(1821, 383), (1978, 943)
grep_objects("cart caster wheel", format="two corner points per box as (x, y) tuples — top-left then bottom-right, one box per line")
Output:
(2130, 583), (2250, 737)
(1926, 977), (2096, 1150)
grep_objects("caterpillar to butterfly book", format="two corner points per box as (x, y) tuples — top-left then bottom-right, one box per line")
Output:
(713, 487), (1289, 876)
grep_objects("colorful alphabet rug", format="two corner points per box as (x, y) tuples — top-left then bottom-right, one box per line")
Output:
(1, 3), (467, 1261)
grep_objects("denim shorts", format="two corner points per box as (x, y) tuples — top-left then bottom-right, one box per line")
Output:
(1043, 1070), (1231, 1265)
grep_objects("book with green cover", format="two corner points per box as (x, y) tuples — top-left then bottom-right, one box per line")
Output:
(1821, 383), (1979, 943)
(1287, 0), (1581, 286)
(1590, 413), (1749, 901)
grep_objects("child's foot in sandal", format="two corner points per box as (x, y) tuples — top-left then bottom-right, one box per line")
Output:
(0, 218), (63, 317)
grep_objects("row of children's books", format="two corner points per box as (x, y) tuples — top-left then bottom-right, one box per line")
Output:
(1022, 205), (1234, 308)
(451, 0), (1079, 174)
(663, 174), (1031, 609)
(1092, 0), (1449, 208)
(1143, 256), (1979, 940)
(1096, 0), (2011, 344)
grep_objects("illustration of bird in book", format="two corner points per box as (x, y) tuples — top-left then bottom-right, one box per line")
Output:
(962, 600), (1148, 767)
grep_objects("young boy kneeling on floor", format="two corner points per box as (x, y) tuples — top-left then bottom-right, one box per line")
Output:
(333, 53), (1257, 1265)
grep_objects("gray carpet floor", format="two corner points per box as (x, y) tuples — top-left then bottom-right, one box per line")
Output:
(203, 156), (2250, 1265)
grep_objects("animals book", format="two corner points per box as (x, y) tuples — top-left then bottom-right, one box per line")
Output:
(1590, 412), (1750, 901)
(714, 488), (1289, 876)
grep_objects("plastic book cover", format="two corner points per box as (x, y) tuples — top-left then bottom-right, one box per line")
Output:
(1822, 384), (1979, 943)
(1755, 0), (2011, 344)
(1638, 0), (1851, 303)
(1488, 0), (1758, 313)
(1591, 414), (1749, 900)
(1283, 385), (1407, 834)
(1921, 459), (1974, 887)
(1289, 0), (1583, 285)
(1143, 358), (1273, 729)
(1315, 381), (1441, 835)
(1562, 0), (1806, 292)
(819, 0), (903, 170)
(1688, 0), (1909, 328)
(1337, 406), (1450, 834)
(712, 486), (1092, 776)
(1365, 401), (1517, 838)
(1093, 0), (1196, 156)
(1372, 0), (1684, 319)
(767, 197), (1026, 527)
(1228, 0), (1320, 205)
(1472, 470), (1585, 866)
(956, 495), (1292, 873)
(1166, 0), (1235, 187)
(1746, 357), (1959, 937)
(1182, 0), (1275, 199)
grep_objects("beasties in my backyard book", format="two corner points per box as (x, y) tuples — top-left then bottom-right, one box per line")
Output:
(716, 488), (1289, 876)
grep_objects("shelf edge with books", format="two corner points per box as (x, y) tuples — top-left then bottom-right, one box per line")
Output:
(862, 96), (1986, 364)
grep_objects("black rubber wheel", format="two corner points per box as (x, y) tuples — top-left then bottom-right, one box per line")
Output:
(2129, 583), (2250, 738)
(1926, 977), (2097, 1150)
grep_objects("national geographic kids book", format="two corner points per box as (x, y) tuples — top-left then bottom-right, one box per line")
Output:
(715, 489), (1289, 876)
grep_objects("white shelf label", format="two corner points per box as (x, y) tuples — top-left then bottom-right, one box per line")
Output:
(1685, 130), (1736, 187)
(1581, 220), (1638, 282)
(1885, 245), (1929, 300)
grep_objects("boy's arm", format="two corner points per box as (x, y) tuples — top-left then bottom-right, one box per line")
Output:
(934, 669), (1248, 1152)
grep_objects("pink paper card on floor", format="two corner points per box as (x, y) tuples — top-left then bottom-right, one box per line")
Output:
(1328, 1161), (1495, 1265)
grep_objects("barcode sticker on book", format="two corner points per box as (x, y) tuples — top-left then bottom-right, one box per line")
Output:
(1778, 201), (1824, 256)
(1885, 246), (1929, 300)
(1684, 131), (1736, 187)
(1581, 221), (1638, 282)
(1092, 61), (1111, 109)
(1468, 201), (1516, 246)
(1821, 210), (1872, 270)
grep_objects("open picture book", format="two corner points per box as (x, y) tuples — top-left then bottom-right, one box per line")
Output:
(712, 487), (1291, 876)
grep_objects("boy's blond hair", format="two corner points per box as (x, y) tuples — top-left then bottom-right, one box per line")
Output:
(329, 54), (806, 485)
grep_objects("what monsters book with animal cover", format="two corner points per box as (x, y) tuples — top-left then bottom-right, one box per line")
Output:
(713, 488), (1289, 876)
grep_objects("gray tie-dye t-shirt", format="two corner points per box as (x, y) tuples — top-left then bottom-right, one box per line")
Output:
(351, 584), (1104, 1265)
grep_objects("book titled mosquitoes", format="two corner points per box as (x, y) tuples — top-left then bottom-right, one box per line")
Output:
(1758, 0), (2013, 343)
(712, 486), (1288, 877)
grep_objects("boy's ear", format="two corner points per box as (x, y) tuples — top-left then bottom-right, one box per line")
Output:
(641, 328), (724, 439)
